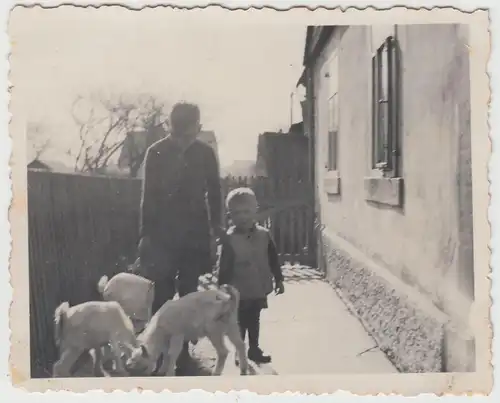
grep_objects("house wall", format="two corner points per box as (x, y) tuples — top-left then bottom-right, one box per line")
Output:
(313, 24), (474, 372)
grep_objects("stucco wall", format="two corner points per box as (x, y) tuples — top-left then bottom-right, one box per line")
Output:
(313, 25), (474, 371)
(315, 24), (473, 320)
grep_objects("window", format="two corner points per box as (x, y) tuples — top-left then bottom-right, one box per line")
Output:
(327, 94), (338, 171)
(327, 52), (339, 171)
(372, 36), (400, 177)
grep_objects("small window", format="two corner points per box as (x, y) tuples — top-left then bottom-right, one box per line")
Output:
(372, 36), (400, 177)
(327, 93), (338, 171)
(326, 52), (339, 172)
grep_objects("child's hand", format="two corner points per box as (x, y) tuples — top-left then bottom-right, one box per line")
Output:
(275, 280), (285, 295)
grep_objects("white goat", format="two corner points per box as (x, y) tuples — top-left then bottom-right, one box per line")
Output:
(125, 284), (248, 377)
(52, 300), (139, 378)
(97, 272), (155, 334)
(95, 271), (155, 372)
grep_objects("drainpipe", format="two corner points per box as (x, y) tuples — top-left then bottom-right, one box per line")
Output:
(306, 68), (319, 268)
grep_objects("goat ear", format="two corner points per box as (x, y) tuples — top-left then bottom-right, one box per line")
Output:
(140, 344), (149, 358)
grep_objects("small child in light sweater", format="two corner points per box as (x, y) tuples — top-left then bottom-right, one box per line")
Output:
(218, 187), (284, 364)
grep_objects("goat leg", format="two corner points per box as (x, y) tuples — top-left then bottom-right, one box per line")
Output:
(92, 347), (106, 377)
(208, 331), (229, 376)
(226, 322), (249, 375)
(53, 347), (83, 378)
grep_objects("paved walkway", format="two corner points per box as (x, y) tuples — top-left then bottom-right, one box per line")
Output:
(187, 266), (397, 376)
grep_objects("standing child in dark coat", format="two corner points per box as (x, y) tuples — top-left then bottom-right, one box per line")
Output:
(218, 187), (285, 364)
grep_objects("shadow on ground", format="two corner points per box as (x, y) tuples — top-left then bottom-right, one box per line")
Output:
(58, 337), (278, 378)
(67, 351), (213, 377)
(182, 354), (278, 376)
(198, 265), (325, 292)
(281, 266), (324, 283)
(174, 355), (214, 377)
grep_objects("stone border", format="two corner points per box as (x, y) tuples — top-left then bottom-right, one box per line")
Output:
(320, 233), (444, 373)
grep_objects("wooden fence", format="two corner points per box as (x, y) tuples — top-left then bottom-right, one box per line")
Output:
(28, 170), (314, 377)
(28, 170), (142, 377)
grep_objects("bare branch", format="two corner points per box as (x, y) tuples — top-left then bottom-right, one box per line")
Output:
(27, 120), (52, 160)
(70, 92), (170, 175)
(100, 138), (128, 168)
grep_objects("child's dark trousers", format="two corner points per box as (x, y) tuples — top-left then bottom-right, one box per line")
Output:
(238, 301), (263, 349)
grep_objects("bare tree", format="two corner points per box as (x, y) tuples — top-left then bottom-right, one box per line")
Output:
(27, 121), (51, 161)
(69, 93), (169, 174)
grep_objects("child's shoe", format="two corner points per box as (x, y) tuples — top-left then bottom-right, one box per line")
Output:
(248, 347), (271, 364)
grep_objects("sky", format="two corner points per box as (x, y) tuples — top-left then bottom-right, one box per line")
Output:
(10, 7), (306, 168)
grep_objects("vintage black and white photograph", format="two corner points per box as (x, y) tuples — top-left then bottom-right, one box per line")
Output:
(8, 5), (491, 394)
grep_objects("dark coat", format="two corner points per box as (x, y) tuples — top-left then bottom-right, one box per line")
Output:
(139, 135), (222, 251)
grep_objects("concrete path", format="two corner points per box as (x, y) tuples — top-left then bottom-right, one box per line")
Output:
(188, 266), (397, 376)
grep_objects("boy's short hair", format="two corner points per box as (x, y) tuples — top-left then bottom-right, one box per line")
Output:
(170, 102), (200, 133)
(225, 187), (257, 209)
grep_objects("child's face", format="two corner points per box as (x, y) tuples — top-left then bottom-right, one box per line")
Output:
(229, 197), (258, 230)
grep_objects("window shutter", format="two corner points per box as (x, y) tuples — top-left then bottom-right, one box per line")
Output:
(389, 36), (400, 176)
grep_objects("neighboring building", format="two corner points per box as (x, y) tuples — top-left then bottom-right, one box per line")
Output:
(288, 121), (304, 135)
(299, 25), (474, 373)
(28, 159), (51, 171)
(255, 127), (309, 182)
(27, 158), (74, 173)
(117, 125), (167, 178)
(220, 160), (257, 178)
(118, 126), (220, 178)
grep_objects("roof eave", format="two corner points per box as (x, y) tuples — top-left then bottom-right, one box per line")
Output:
(297, 26), (336, 88)
(303, 26), (336, 68)
(296, 68), (306, 87)
(302, 26), (313, 66)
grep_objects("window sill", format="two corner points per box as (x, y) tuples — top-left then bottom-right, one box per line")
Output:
(364, 176), (403, 207)
(324, 171), (341, 195)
